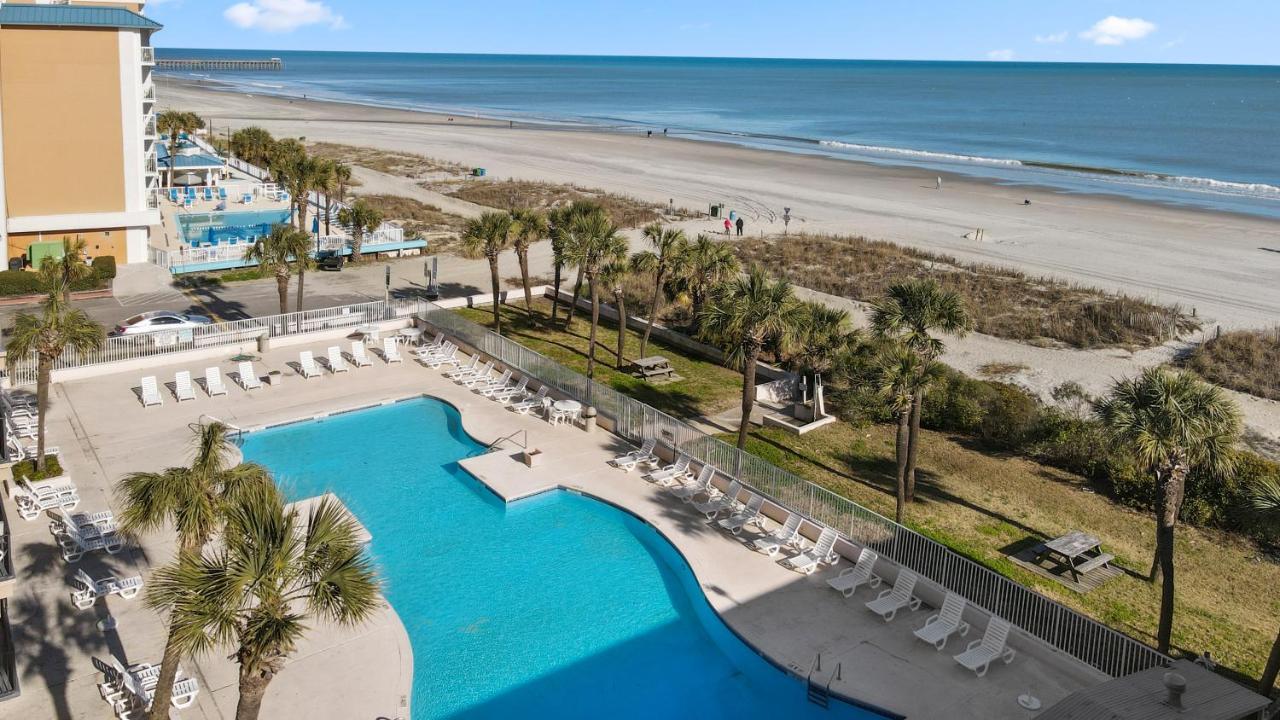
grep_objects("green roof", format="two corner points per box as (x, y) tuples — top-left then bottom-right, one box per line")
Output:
(0, 4), (162, 31)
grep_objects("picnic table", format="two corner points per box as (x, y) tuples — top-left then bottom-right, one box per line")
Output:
(1038, 530), (1114, 582)
(633, 356), (674, 380)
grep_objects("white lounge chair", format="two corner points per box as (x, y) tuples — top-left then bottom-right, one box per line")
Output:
(476, 370), (513, 396)
(865, 569), (922, 621)
(512, 386), (548, 414)
(173, 371), (195, 401)
(237, 361), (263, 390)
(298, 351), (321, 379)
(70, 568), (144, 609)
(670, 465), (716, 502)
(419, 344), (459, 369)
(717, 494), (765, 535)
(644, 454), (691, 487)
(140, 376), (162, 407)
(609, 438), (658, 472)
(826, 548), (882, 598)
(914, 592), (971, 650)
(382, 337), (403, 363)
(462, 365), (496, 388)
(492, 377), (528, 403)
(57, 522), (124, 562)
(204, 367), (227, 396)
(327, 346), (349, 373)
(692, 480), (743, 519)
(953, 617), (1016, 677)
(781, 527), (841, 575)
(752, 512), (804, 557)
(350, 341), (373, 368)
(414, 339), (453, 361)
(446, 355), (481, 379)
(14, 478), (80, 520)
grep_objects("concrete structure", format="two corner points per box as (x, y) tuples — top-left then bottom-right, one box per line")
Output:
(0, 1), (162, 266)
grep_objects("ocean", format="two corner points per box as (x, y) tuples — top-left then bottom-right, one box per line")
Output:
(157, 50), (1280, 218)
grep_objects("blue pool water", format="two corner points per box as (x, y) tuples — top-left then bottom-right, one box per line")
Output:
(177, 209), (291, 246)
(238, 397), (888, 720)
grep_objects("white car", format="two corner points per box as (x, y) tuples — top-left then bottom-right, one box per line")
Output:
(112, 311), (213, 337)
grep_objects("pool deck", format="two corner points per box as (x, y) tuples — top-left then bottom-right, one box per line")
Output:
(3, 337), (1106, 719)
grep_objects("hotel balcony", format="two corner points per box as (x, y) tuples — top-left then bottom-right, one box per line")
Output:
(142, 82), (156, 105)
(141, 46), (155, 66)
(144, 115), (157, 141)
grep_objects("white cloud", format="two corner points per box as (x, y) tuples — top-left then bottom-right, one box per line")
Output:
(1034, 31), (1068, 44)
(986, 49), (1015, 62)
(1080, 16), (1156, 46)
(223, 0), (346, 33)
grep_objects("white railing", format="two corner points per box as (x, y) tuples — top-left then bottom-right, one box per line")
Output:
(141, 47), (155, 65)
(141, 83), (155, 103)
(226, 156), (271, 182)
(419, 307), (1172, 680)
(7, 299), (426, 386)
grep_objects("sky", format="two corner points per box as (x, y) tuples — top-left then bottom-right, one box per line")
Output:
(146, 1), (1278, 65)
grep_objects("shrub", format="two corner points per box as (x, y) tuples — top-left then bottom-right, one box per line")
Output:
(1183, 329), (1280, 401)
(91, 255), (117, 280)
(12, 455), (64, 482)
(0, 270), (46, 296)
(976, 382), (1043, 449)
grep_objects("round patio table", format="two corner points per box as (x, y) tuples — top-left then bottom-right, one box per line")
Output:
(550, 399), (582, 425)
(398, 327), (425, 345)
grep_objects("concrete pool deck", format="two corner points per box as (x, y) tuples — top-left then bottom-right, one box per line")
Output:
(4, 337), (1104, 719)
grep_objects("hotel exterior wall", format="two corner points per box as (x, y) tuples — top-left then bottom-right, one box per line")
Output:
(6, 228), (128, 265)
(0, 27), (127, 218)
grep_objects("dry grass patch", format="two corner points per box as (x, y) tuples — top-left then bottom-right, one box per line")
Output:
(1183, 328), (1280, 401)
(354, 194), (467, 251)
(978, 362), (1029, 379)
(735, 234), (1197, 349)
(735, 422), (1280, 682)
(444, 179), (665, 227)
(306, 141), (468, 179)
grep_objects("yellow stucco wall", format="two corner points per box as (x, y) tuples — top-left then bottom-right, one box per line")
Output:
(0, 26), (126, 218)
(7, 229), (127, 265)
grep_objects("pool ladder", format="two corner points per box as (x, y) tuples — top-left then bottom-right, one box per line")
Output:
(484, 429), (528, 453)
(806, 654), (841, 709)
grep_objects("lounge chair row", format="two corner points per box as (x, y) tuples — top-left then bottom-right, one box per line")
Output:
(418, 339), (553, 413)
(614, 436), (1019, 678)
(14, 476), (80, 521)
(50, 507), (125, 562)
(296, 339), (402, 379)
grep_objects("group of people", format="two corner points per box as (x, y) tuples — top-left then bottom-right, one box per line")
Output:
(723, 214), (745, 236)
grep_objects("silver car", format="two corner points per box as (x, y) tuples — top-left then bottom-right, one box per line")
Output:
(112, 311), (213, 337)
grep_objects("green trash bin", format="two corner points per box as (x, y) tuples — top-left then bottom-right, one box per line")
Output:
(473, 167), (487, 177)
(709, 204), (719, 218)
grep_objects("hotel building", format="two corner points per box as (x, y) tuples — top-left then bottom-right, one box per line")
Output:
(0, 0), (161, 267)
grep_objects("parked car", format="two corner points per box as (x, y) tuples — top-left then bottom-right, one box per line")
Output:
(317, 250), (344, 271)
(112, 311), (213, 337)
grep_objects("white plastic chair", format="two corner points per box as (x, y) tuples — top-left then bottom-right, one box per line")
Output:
(237, 361), (263, 390)
(692, 479), (743, 519)
(717, 494), (765, 535)
(953, 617), (1017, 677)
(140, 376), (162, 407)
(327, 346), (349, 373)
(204, 367), (227, 397)
(174, 371), (196, 401)
(298, 351), (321, 379)
(752, 513), (804, 557)
(382, 337), (403, 363)
(826, 548), (882, 598)
(781, 527), (842, 575)
(914, 592), (971, 650)
(865, 569), (922, 621)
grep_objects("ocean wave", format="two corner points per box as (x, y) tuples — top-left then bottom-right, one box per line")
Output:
(1160, 175), (1280, 197)
(819, 140), (1024, 167)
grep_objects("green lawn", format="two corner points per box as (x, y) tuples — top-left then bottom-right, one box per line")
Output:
(455, 299), (744, 419)
(455, 298), (1277, 684)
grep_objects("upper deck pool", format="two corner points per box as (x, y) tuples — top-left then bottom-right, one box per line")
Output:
(176, 209), (291, 246)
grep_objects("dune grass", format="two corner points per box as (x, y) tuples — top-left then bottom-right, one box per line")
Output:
(445, 179), (668, 227)
(455, 299), (742, 418)
(353, 193), (468, 250)
(735, 234), (1198, 349)
(305, 141), (467, 178)
(1183, 328), (1280, 401)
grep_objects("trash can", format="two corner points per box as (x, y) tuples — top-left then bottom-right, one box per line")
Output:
(709, 204), (719, 218)
(472, 167), (487, 177)
(257, 332), (270, 354)
(582, 406), (597, 433)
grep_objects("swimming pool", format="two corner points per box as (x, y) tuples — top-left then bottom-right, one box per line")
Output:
(176, 209), (291, 246)
(239, 397), (888, 719)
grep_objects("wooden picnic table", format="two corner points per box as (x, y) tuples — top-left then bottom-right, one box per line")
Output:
(1039, 530), (1114, 582)
(633, 356), (674, 379)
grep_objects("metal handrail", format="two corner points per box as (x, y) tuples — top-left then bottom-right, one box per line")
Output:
(487, 429), (528, 451)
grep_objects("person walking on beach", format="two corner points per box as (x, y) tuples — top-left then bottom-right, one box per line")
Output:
(735, 217), (744, 236)
(723, 218), (732, 235)
(936, 176), (942, 190)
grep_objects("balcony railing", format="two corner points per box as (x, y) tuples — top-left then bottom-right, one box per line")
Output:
(141, 83), (155, 104)
(141, 46), (155, 65)
(143, 115), (157, 139)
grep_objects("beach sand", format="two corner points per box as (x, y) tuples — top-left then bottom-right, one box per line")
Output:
(158, 79), (1280, 441)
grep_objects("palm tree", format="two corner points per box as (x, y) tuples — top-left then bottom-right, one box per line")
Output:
(634, 223), (687, 359)
(145, 485), (380, 720)
(509, 208), (549, 317)
(563, 210), (626, 378)
(293, 242), (316, 316)
(315, 158), (338, 235)
(554, 201), (606, 328)
(4, 280), (103, 471)
(277, 153), (328, 234)
(1095, 368), (1240, 654)
(870, 279), (970, 502)
(785, 301), (860, 405)
(671, 234), (739, 334)
(332, 161), (353, 207)
(699, 266), (802, 449)
(229, 126), (276, 168)
(116, 422), (273, 720)
(337, 198), (384, 261)
(157, 110), (202, 188)
(1249, 476), (1280, 697)
(38, 236), (94, 304)
(599, 256), (632, 368)
(245, 225), (310, 314)
(461, 211), (515, 333)
(875, 347), (939, 523)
